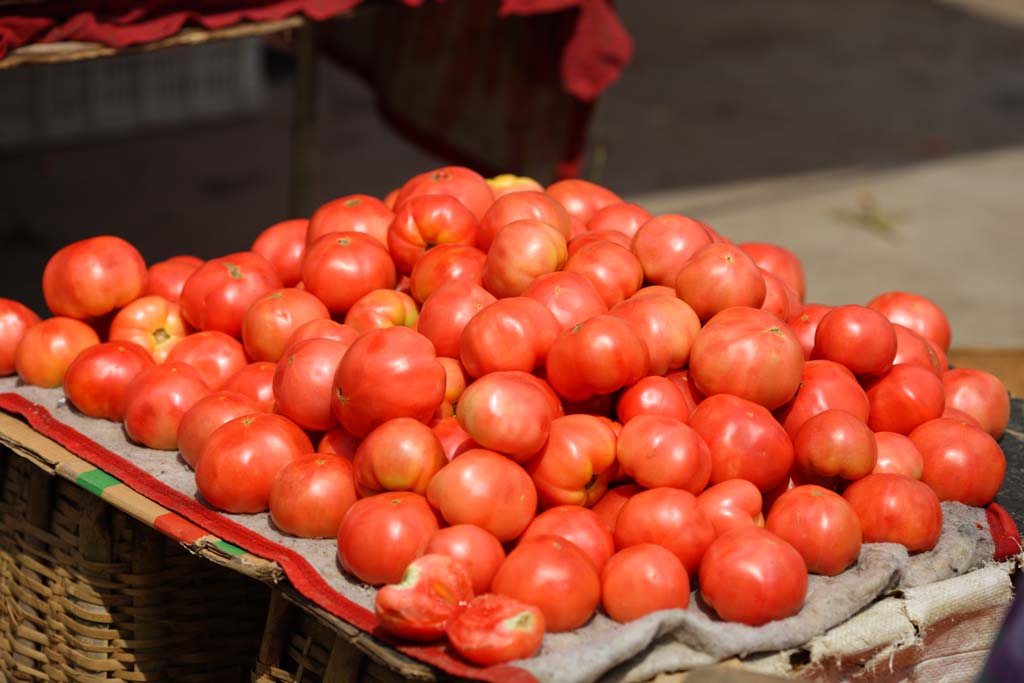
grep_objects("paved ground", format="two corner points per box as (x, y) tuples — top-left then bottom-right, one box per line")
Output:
(0, 0), (1022, 348)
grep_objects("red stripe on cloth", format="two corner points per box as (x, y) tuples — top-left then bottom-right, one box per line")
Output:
(153, 511), (209, 545)
(0, 392), (537, 683)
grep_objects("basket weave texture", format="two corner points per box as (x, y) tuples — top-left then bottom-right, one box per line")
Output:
(0, 447), (269, 683)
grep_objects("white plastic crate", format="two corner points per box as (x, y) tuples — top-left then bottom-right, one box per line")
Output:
(0, 37), (268, 147)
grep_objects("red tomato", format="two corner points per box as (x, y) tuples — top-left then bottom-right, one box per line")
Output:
(307, 194), (393, 246)
(15, 317), (100, 387)
(302, 232), (396, 316)
(0, 299), (41, 376)
(431, 416), (479, 461)
(396, 166), (494, 222)
(62, 341), (154, 420)
(285, 318), (359, 349)
(460, 297), (560, 378)
(388, 194), (478, 275)
(269, 453), (358, 538)
(143, 255), (203, 304)
(546, 179), (621, 223)
(630, 213), (712, 287)
(477, 190), (572, 251)
(409, 244), (486, 304)
(195, 413), (312, 513)
(251, 218), (308, 286)
(696, 479), (764, 536)
(614, 487), (716, 576)
(689, 393), (794, 492)
(892, 324), (942, 375)
(587, 202), (652, 239)
(617, 415), (711, 493)
(793, 409), (877, 481)
(108, 295), (189, 363)
(417, 281), (496, 360)
(122, 362), (210, 449)
(436, 356), (468, 418)
(562, 241), (644, 308)
(336, 492), (440, 585)
(675, 243), (766, 322)
(864, 364), (945, 435)
(909, 418), (1005, 506)
(842, 473), (943, 552)
(520, 505), (616, 573)
(567, 230), (633, 257)
(425, 525), (506, 595)
(165, 330), (247, 391)
(179, 251), (281, 338)
(774, 359), (870, 439)
(456, 372), (555, 462)
(601, 544), (690, 623)
(739, 242), (807, 303)
(664, 369), (707, 415)
(591, 484), (643, 533)
(482, 220), (568, 298)
(426, 449), (537, 542)
(374, 554), (474, 642)
(353, 418), (446, 497)
(317, 426), (361, 459)
(486, 173), (545, 197)
(812, 305), (897, 377)
(274, 337), (351, 432)
(221, 361), (276, 413)
(610, 294), (701, 375)
(446, 594), (545, 665)
(344, 289), (418, 334)
(766, 485), (862, 576)
(942, 368), (1010, 439)
(521, 271), (608, 332)
(43, 236), (146, 319)
(872, 432), (924, 479)
(616, 376), (690, 424)
(759, 271), (800, 321)
(242, 288), (329, 362)
(333, 327), (445, 437)
(867, 291), (951, 352)
(689, 306), (804, 411)
(492, 535), (600, 632)
(699, 527), (808, 625)
(786, 303), (833, 360)
(177, 390), (262, 469)
(545, 315), (650, 402)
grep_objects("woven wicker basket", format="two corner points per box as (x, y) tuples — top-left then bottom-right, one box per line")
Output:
(0, 446), (270, 683)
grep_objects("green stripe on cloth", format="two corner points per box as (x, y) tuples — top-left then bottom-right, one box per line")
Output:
(75, 469), (121, 497)
(213, 539), (247, 557)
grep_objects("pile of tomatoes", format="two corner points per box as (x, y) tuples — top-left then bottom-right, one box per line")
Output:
(0, 167), (1011, 666)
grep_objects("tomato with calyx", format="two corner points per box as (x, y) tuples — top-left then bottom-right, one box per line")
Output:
(519, 505), (616, 573)
(675, 243), (766, 322)
(109, 295), (189, 363)
(179, 251), (281, 339)
(302, 232), (396, 316)
(388, 194), (478, 275)
(614, 487), (715, 576)
(43, 235), (147, 319)
(269, 453), (357, 538)
(307, 193), (393, 246)
(251, 218), (307, 286)
(242, 288), (329, 362)
(353, 418), (446, 497)
(545, 315), (650, 402)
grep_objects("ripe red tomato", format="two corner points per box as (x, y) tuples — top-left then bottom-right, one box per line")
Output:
(546, 179), (621, 223)
(786, 303), (833, 360)
(456, 371), (555, 462)
(614, 487), (716, 575)
(567, 230), (632, 257)
(179, 251), (282, 338)
(545, 315), (650, 402)
(617, 415), (711, 493)
(251, 218), (308, 287)
(353, 418), (446, 497)
(867, 291), (951, 352)
(793, 409), (877, 481)
(426, 449), (538, 542)
(388, 194), (478, 274)
(344, 289), (418, 334)
(435, 356), (468, 418)
(909, 418), (1005, 506)
(610, 294), (701, 376)
(425, 524), (506, 595)
(317, 426), (361, 459)
(195, 413), (312, 513)
(892, 324), (942, 375)
(492, 535), (600, 632)
(477, 190), (572, 251)
(630, 213), (712, 287)
(664, 369), (706, 415)
(416, 281), (496, 360)
(591, 484), (643, 533)
(562, 241), (644, 308)
(165, 330), (247, 391)
(601, 544), (690, 623)
(274, 337), (352, 432)
(108, 295), (189, 363)
(430, 416), (479, 461)
(333, 327), (445, 437)
(307, 193), (393, 246)
(696, 479), (764, 536)
(143, 255), (203, 304)
(689, 393), (794, 492)
(302, 232), (396, 315)
(759, 270), (800, 321)
(177, 390), (262, 469)
(675, 243), (766, 322)
(587, 202), (652, 239)
(482, 220), (568, 298)
(699, 527), (808, 625)
(63, 341), (154, 421)
(336, 492), (440, 585)
(738, 242), (807, 303)
(15, 317), (100, 387)
(774, 359), (870, 439)
(766, 485), (862, 576)
(122, 362), (210, 449)
(43, 236), (147, 319)
(374, 554), (474, 642)
(446, 594), (546, 665)
(942, 368), (1010, 439)
(396, 166), (494, 222)
(872, 431), (924, 479)
(0, 299), (41, 376)
(864, 364), (945, 435)
(269, 453), (358, 538)
(460, 297), (560, 378)
(284, 318), (359, 349)
(689, 306), (804, 411)
(409, 244), (486, 304)
(842, 473), (943, 552)
(520, 505), (616, 573)
(616, 376), (690, 423)
(812, 305), (897, 377)
(242, 288), (330, 362)
(522, 271), (608, 331)
(221, 361), (276, 412)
